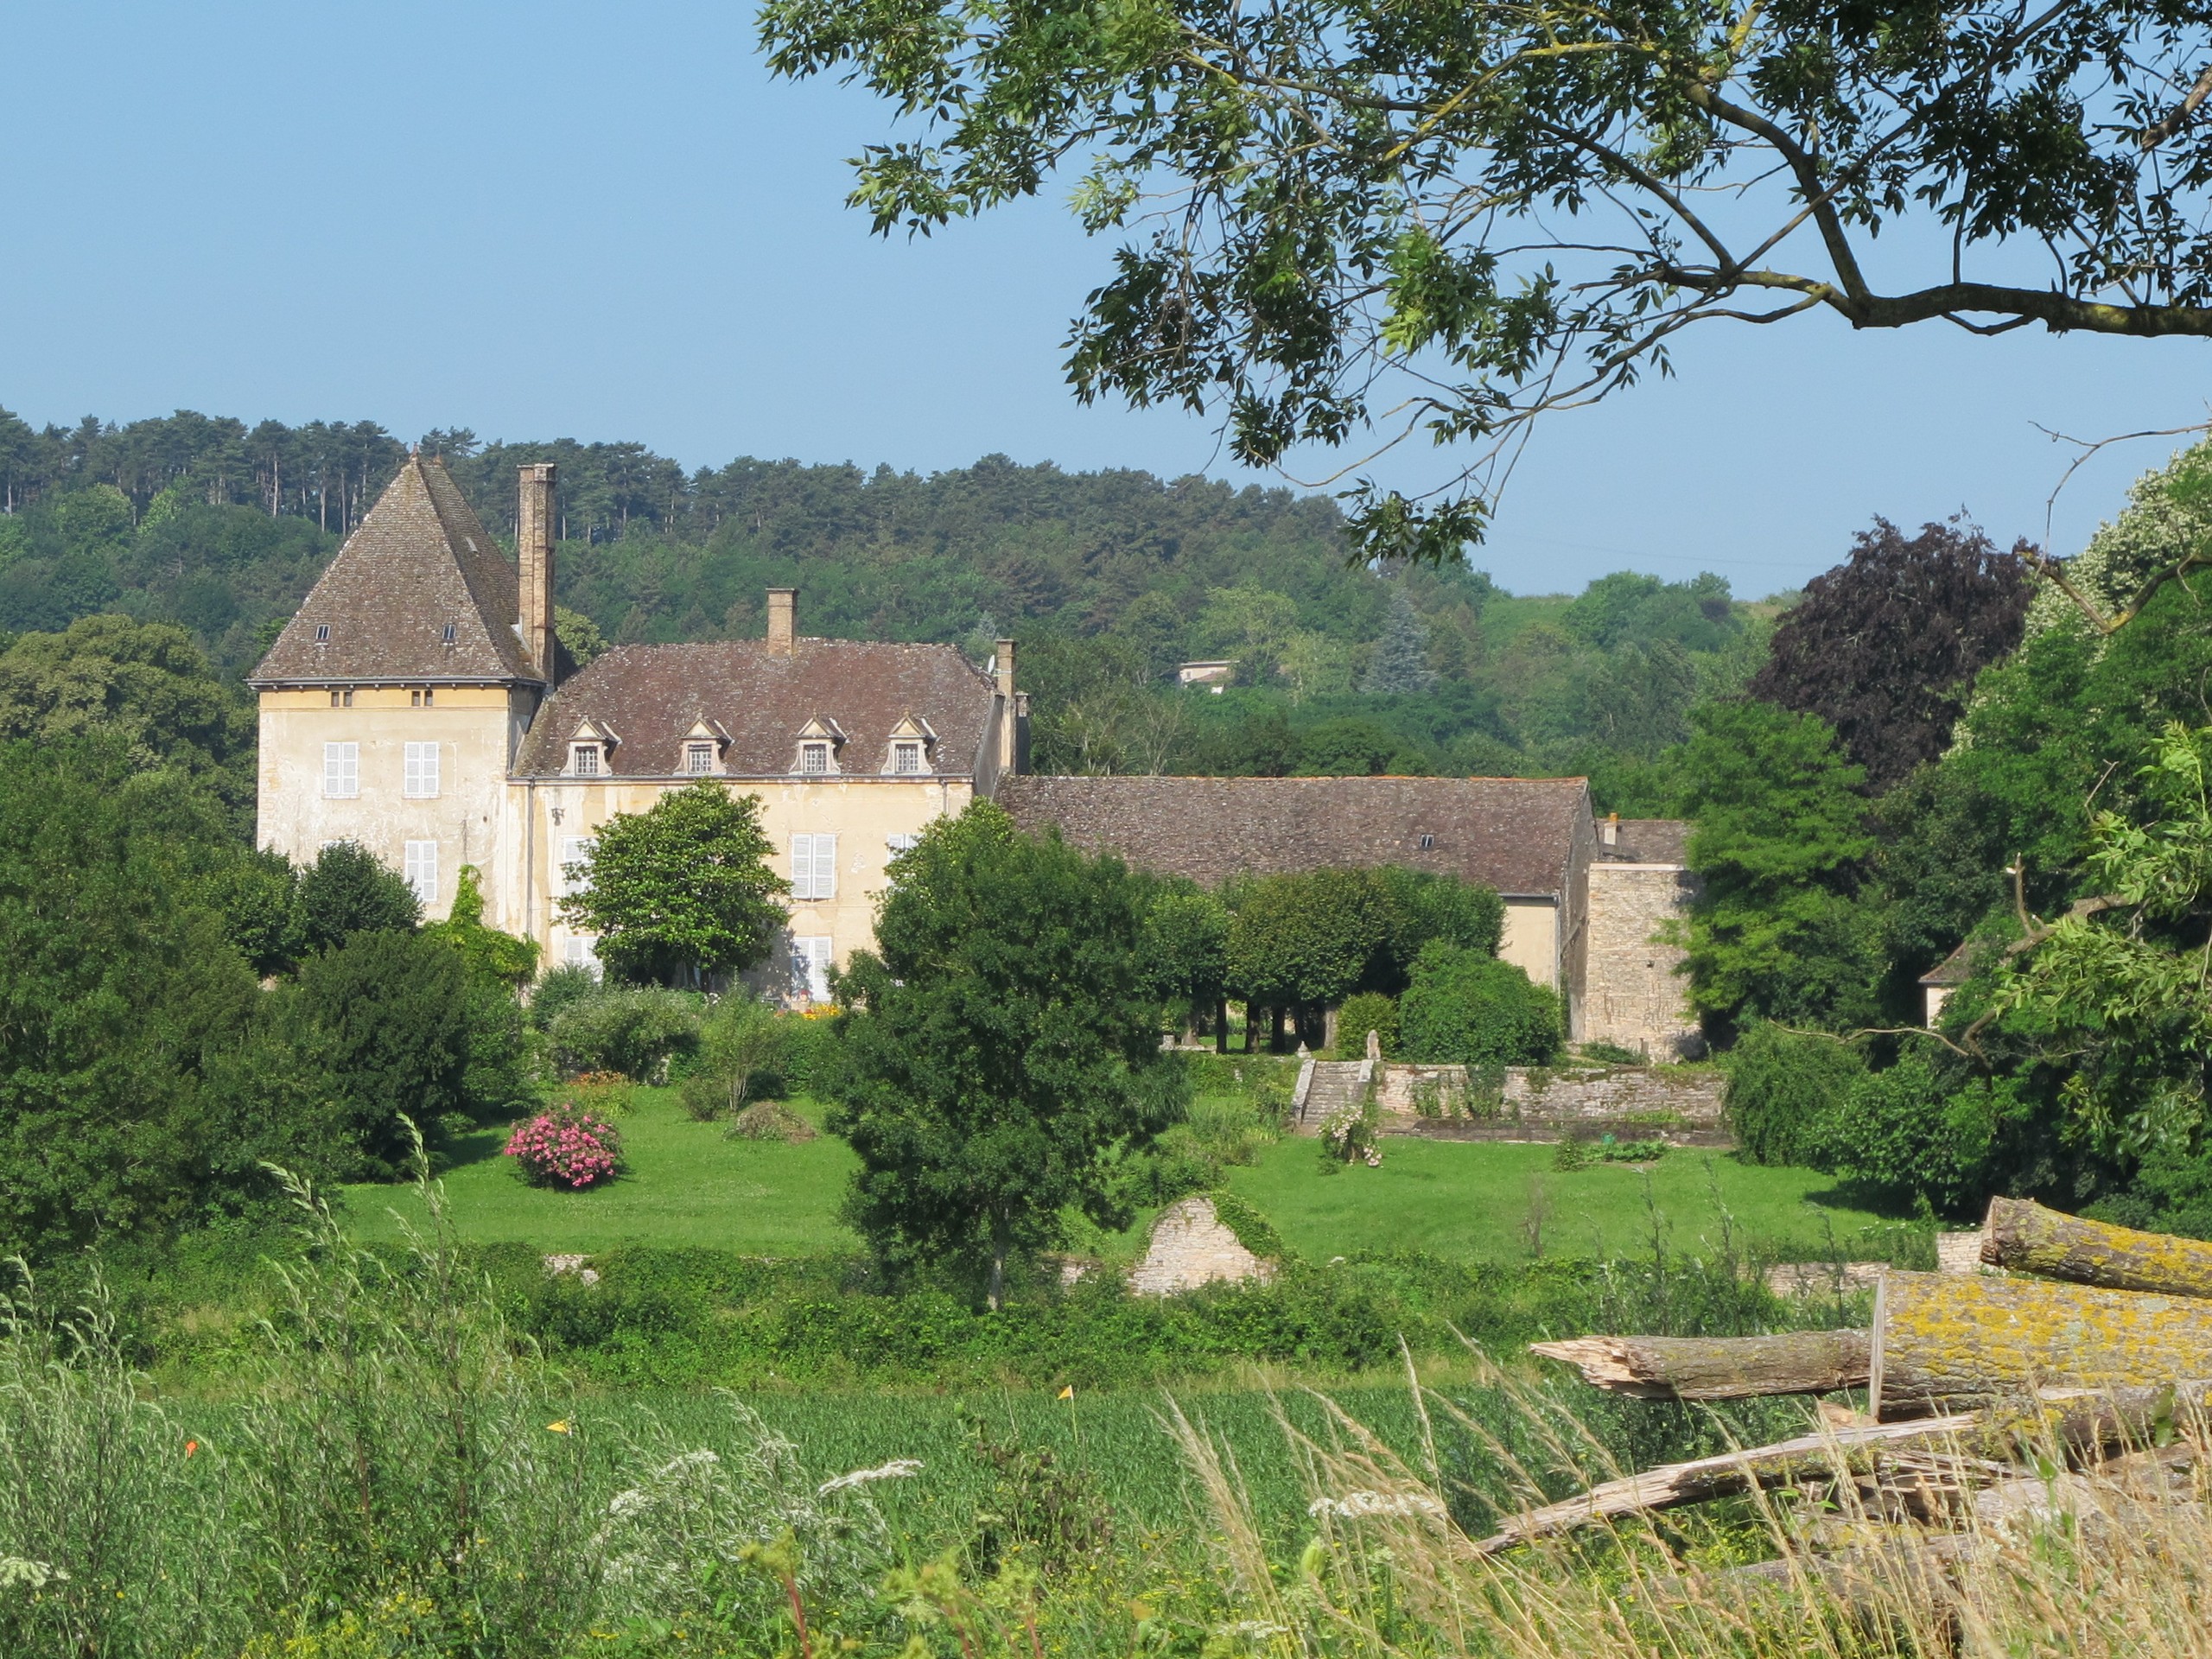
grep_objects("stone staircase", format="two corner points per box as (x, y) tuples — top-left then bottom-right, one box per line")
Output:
(1293, 1058), (1372, 1133)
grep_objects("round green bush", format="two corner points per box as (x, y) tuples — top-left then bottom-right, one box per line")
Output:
(1333, 992), (1398, 1058)
(1395, 944), (1561, 1066)
(1721, 1020), (1865, 1166)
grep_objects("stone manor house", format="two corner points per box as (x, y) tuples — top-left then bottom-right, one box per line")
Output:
(251, 457), (1699, 1055)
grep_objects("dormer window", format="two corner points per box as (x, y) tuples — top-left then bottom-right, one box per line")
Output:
(892, 741), (924, 775)
(442, 622), (456, 645)
(800, 741), (830, 776)
(315, 624), (330, 643)
(881, 715), (938, 777)
(571, 743), (601, 777)
(685, 742), (715, 775)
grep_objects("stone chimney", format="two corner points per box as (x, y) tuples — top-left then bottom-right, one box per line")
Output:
(518, 463), (558, 685)
(766, 588), (797, 654)
(995, 638), (1020, 777)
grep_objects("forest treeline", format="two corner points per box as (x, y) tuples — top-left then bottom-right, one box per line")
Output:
(0, 404), (1780, 785)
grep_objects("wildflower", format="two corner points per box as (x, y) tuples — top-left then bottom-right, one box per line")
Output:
(1307, 1490), (1445, 1519)
(183, 1440), (198, 1458)
(817, 1458), (923, 1494)
(0, 1558), (66, 1590)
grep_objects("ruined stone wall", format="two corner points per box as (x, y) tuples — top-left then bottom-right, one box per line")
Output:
(1374, 1062), (1726, 1138)
(1583, 861), (1703, 1059)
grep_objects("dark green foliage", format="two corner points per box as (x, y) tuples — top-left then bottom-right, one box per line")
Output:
(963, 1416), (1114, 1577)
(546, 988), (703, 1082)
(0, 614), (256, 821)
(283, 931), (471, 1178)
(1751, 519), (2032, 791)
(1376, 865), (1504, 963)
(296, 841), (422, 954)
(1334, 992), (1398, 1058)
(2087, 1144), (2212, 1241)
(556, 780), (788, 987)
(1808, 1044), (2035, 1218)
(1675, 700), (1881, 1030)
(528, 963), (601, 1031)
(1294, 715), (1431, 775)
(1396, 944), (1562, 1066)
(206, 847), (308, 977)
(0, 739), (264, 1258)
(824, 803), (1186, 1303)
(1138, 879), (1230, 1020)
(1224, 868), (1393, 1009)
(1722, 1022), (1867, 1166)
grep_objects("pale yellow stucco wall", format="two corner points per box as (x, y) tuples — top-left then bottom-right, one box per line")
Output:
(512, 773), (975, 996)
(1498, 899), (1560, 992)
(257, 684), (533, 922)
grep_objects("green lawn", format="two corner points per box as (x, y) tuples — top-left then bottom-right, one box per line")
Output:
(341, 1090), (861, 1253)
(1222, 1135), (1898, 1262)
(345, 1088), (1897, 1262)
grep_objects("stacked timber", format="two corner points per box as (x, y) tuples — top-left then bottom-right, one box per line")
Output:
(1497, 1198), (2212, 1578)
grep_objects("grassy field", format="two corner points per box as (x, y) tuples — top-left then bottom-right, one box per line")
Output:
(344, 1087), (1899, 1262)
(340, 1090), (859, 1253)
(1222, 1136), (1895, 1261)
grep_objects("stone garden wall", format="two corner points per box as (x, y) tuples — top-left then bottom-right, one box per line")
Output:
(1373, 1062), (1728, 1144)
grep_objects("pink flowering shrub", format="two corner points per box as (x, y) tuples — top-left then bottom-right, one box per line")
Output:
(504, 1103), (622, 1190)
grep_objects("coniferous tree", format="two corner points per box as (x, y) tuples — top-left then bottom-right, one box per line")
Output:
(1362, 586), (1437, 696)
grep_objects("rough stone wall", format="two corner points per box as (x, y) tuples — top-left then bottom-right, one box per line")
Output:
(1129, 1195), (1274, 1295)
(1374, 1063), (1726, 1130)
(1583, 861), (1703, 1059)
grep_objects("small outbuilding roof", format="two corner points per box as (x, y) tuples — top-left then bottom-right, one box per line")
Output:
(996, 773), (1592, 896)
(1917, 942), (1980, 988)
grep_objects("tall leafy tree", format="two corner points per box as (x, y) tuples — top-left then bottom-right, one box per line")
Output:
(763, 2), (2212, 555)
(1751, 519), (2032, 791)
(823, 803), (1185, 1306)
(0, 738), (262, 1258)
(1361, 587), (1436, 696)
(1675, 700), (1881, 1031)
(296, 842), (421, 955)
(557, 781), (789, 986)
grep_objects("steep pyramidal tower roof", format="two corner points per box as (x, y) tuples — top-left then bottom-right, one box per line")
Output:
(251, 454), (538, 684)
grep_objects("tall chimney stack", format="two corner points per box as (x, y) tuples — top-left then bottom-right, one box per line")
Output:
(518, 463), (558, 685)
(766, 588), (797, 654)
(995, 638), (1020, 776)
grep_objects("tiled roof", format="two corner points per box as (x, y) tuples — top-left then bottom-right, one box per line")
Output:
(996, 774), (1592, 896)
(513, 639), (999, 778)
(1599, 818), (1690, 865)
(251, 454), (536, 684)
(1918, 942), (1979, 988)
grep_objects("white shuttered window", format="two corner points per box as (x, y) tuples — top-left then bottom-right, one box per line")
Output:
(558, 836), (594, 897)
(404, 741), (440, 798)
(790, 936), (834, 1001)
(322, 741), (359, 798)
(791, 833), (837, 900)
(404, 841), (438, 906)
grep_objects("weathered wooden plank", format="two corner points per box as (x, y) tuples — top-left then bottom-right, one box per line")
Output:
(1982, 1196), (2212, 1299)
(1529, 1330), (1872, 1400)
(1872, 1269), (2212, 1419)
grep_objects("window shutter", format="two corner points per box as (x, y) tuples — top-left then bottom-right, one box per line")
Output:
(559, 836), (594, 896)
(323, 741), (359, 798)
(791, 833), (814, 899)
(404, 841), (438, 906)
(812, 834), (836, 899)
(404, 741), (440, 798)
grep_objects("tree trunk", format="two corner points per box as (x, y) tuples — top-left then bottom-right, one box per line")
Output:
(1216, 998), (1230, 1055)
(1982, 1195), (2212, 1299)
(987, 1239), (1006, 1312)
(1476, 1411), (1982, 1553)
(1242, 1002), (1255, 1053)
(1872, 1269), (2212, 1420)
(1268, 1005), (1287, 1052)
(1530, 1329), (1872, 1400)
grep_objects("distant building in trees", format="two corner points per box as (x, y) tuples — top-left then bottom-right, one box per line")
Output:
(252, 455), (1692, 1044)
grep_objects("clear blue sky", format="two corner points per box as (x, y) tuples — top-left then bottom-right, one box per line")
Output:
(4, 1), (2208, 597)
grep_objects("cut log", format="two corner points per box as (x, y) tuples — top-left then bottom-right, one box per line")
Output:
(1475, 1412), (1981, 1553)
(1872, 1269), (2212, 1420)
(1529, 1330), (1872, 1400)
(1480, 1384), (2205, 1554)
(1982, 1196), (2212, 1299)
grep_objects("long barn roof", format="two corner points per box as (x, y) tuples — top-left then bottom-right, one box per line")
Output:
(996, 773), (1592, 897)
